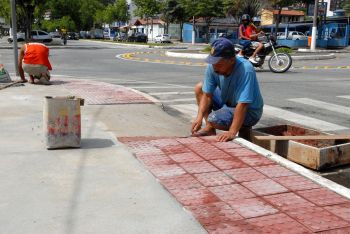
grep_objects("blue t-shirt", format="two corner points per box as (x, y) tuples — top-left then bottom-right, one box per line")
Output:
(202, 56), (264, 120)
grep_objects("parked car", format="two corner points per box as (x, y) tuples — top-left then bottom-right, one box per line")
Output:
(128, 33), (148, 43)
(90, 29), (104, 39)
(49, 31), (61, 38)
(154, 34), (171, 43)
(68, 32), (79, 40)
(8, 32), (25, 43)
(113, 32), (127, 42)
(8, 30), (52, 43)
(31, 30), (52, 43)
(277, 31), (307, 40)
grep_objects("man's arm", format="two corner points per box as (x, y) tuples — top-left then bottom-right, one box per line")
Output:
(217, 102), (248, 142)
(18, 46), (27, 82)
(191, 93), (213, 134)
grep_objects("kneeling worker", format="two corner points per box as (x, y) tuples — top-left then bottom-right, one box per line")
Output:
(191, 38), (264, 142)
(18, 42), (52, 84)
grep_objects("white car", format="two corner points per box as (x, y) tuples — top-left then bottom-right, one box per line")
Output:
(7, 32), (25, 43)
(8, 30), (52, 43)
(277, 31), (307, 40)
(31, 30), (52, 43)
(154, 34), (171, 43)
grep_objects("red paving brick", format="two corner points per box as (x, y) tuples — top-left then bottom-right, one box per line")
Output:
(61, 79), (152, 104)
(318, 227), (350, 234)
(297, 188), (349, 206)
(185, 202), (243, 225)
(263, 192), (316, 212)
(209, 184), (256, 202)
(160, 174), (203, 191)
(205, 220), (261, 234)
(247, 213), (311, 234)
(224, 167), (267, 183)
(160, 144), (191, 155)
(255, 165), (297, 178)
(238, 155), (276, 167)
(223, 147), (259, 157)
(324, 203), (350, 222)
(193, 171), (235, 187)
(211, 141), (243, 149)
(273, 175), (321, 191)
(227, 197), (278, 218)
(147, 164), (186, 178)
(136, 153), (174, 166)
(149, 138), (180, 147)
(242, 178), (289, 196)
(209, 158), (248, 170)
(168, 152), (204, 163)
(286, 206), (350, 232)
(180, 161), (219, 174)
(186, 143), (232, 160)
(169, 188), (219, 206)
(175, 137), (204, 144)
(120, 136), (350, 233)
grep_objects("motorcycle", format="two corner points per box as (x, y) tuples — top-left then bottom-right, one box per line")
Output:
(234, 34), (292, 73)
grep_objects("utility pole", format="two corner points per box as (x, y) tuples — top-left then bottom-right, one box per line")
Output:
(10, 0), (19, 76)
(310, 0), (319, 51)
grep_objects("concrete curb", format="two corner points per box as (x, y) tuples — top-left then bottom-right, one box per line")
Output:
(235, 137), (350, 200)
(166, 50), (336, 61)
(298, 48), (350, 53)
(81, 39), (188, 49)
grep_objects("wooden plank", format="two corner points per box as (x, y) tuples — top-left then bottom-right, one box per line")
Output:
(254, 135), (350, 141)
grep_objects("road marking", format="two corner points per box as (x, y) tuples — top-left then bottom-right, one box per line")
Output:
(149, 91), (194, 96)
(338, 95), (350, 100)
(160, 98), (196, 103)
(263, 105), (348, 131)
(170, 104), (197, 118)
(289, 98), (350, 115)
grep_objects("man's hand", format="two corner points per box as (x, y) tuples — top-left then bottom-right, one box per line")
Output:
(191, 117), (202, 134)
(216, 131), (236, 142)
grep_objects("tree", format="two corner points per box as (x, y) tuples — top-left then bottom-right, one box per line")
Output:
(185, 0), (225, 43)
(94, 0), (130, 28)
(134, 0), (162, 39)
(342, 0), (350, 16)
(162, 0), (188, 41)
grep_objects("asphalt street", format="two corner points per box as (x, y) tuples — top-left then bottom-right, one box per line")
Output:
(1, 38), (350, 186)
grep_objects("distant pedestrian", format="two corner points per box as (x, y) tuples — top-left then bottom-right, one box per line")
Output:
(191, 38), (264, 142)
(18, 42), (52, 84)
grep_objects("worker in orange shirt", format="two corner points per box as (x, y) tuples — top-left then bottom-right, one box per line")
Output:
(18, 42), (52, 85)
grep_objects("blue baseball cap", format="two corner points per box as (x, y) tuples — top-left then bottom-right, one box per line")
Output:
(205, 38), (235, 64)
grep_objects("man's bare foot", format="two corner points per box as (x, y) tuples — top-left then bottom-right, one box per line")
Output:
(191, 127), (216, 137)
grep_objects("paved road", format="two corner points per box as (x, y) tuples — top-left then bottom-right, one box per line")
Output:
(1, 39), (350, 186)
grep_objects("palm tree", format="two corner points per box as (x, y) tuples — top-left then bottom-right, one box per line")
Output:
(224, 0), (261, 20)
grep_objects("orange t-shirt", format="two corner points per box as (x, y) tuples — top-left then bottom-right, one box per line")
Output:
(246, 24), (258, 40)
(23, 43), (52, 70)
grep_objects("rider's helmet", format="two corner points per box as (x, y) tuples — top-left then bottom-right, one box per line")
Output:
(252, 17), (261, 27)
(241, 14), (251, 26)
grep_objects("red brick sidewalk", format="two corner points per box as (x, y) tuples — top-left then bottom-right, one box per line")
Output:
(57, 78), (153, 105)
(119, 136), (350, 233)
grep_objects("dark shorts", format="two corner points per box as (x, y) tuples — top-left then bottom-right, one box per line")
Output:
(208, 88), (261, 129)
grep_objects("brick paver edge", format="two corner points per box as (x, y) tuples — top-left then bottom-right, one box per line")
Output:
(235, 138), (350, 200)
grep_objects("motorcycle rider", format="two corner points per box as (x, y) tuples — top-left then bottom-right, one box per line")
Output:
(238, 14), (264, 64)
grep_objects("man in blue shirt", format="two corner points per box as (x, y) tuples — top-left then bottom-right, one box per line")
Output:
(191, 38), (264, 142)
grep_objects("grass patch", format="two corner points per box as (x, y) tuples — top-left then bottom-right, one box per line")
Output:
(202, 45), (211, 53)
(275, 47), (293, 54)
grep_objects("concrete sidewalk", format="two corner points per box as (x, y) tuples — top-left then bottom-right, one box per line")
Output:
(0, 77), (205, 233)
(0, 77), (349, 233)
